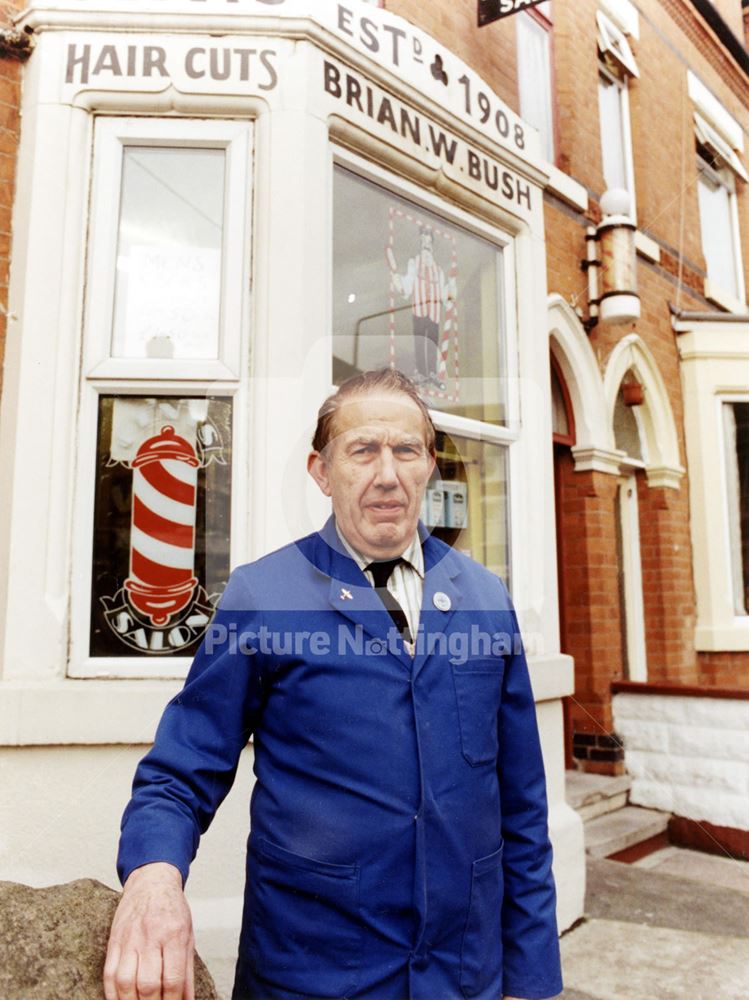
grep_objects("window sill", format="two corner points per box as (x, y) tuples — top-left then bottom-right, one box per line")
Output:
(543, 163), (588, 213)
(704, 278), (746, 315)
(0, 679), (182, 746)
(695, 622), (749, 652)
(0, 655), (573, 745)
(635, 230), (660, 263)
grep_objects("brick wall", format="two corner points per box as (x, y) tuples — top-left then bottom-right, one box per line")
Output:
(384, 0), (749, 742)
(0, 0), (25, 399)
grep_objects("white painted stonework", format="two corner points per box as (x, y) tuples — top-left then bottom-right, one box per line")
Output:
(0, 0), (585, 956)
(614, 692), (749, 830)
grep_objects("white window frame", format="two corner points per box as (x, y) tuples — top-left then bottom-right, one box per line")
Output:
(597, 9), (639, 79)
(85, 118), (251, 382)
(597, 62), (637, 221)
(69, 118), (253, 680)
(617, 468), (647, 682)
(674, 317), (749, 652)
(330, 146), (521, 587)
(517, 6), (556, 165)
(721, 400), (749, 617)
(697, 153), (746, 309)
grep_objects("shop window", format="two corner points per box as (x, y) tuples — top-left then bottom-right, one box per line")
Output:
(333, 161), (514, 582)
(90, 395), (232, 658)
(723, 403), (749, 615)
(597, 10), (637, 213)
(424, 432), (510, 583)
(112, 147), (226, 360)
(71, 118), (252, 677)
(333, 166), (508, 425)
(517, 2), (556, 164)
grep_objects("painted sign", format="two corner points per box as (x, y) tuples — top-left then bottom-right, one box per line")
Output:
(478, 0), (549, 26)
(64, 37), (279, 91)
(43, 0), (538, 159)
(323, 59), (533, 217)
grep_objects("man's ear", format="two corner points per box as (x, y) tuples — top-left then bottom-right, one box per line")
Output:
(307, 450), (332, 497)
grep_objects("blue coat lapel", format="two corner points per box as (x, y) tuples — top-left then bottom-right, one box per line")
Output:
(413, 525), (462, 679)
(304, 517), (462, 675)
(310, 517), (413, 670)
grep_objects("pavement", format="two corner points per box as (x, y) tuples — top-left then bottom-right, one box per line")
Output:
(200, 846), (749, 999)
(560, 847), (749, 1000)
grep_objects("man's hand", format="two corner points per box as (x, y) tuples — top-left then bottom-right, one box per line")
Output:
(103, 862), (195, 1000)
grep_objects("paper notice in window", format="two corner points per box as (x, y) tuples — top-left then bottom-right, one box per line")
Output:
(119, 245), (221, 359)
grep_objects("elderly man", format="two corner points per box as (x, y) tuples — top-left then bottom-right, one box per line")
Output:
(105, 368), (563, 1000)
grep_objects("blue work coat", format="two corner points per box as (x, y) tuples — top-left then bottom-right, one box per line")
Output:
(118, 518), (563, 999)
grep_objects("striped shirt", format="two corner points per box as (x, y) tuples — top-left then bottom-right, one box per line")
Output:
(336, 525), (424, 656)
(405, 254), (445, 324)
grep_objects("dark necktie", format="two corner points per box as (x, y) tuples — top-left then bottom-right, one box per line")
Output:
(365, 558), (413, 644)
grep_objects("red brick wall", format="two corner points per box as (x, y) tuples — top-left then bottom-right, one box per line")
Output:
(385, 0), (749, 723)
(0, 1), (25, 398)
(555, 448), (623, 734)
(386, 0), (519, 114)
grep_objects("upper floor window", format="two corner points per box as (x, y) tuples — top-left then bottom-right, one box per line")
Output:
(517, 2), (556, 164)
(597, 9), (638, 214)
(697, 151), (743, 303)
(694, 112), (746, 306)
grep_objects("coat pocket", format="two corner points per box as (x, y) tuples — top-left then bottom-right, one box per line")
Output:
(460, 843), (504, 998)
(451, 660), (504, 765)
(248, 836), (362, 998)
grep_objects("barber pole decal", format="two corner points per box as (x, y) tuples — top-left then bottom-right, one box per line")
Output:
(95, 399), (230, 656)
(386, 206), (460, 402)
(125, 426), (199, 628)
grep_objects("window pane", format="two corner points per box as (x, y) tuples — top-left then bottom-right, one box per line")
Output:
(112, 147), (225, 360)
(518, 13), (554, 162)
(90, 395), (232, 658)
(698, 167), (738, 298)
(598, 72), (627, 192)
(422, 431), (510, 582)
(725, 403), (749, 614)
(550, 364), (569, 437)
(333, 168), (507, 425)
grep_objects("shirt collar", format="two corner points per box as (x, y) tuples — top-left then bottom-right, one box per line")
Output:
(335, 522), (424, 580)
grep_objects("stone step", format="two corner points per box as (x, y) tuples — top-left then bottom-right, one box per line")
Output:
(584, 805), (671, 859)
(565, 770), (632, 822)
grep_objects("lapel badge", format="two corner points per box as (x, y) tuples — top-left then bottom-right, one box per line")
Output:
(340, 588), (353, 601)
(433, 591), (451, 612)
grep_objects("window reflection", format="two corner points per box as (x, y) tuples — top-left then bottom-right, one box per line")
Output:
(333, 167), (507, 425)
(112, 147), (226, 360)
(423, 431), (510, 582)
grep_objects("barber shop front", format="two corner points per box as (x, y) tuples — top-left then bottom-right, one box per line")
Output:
(0, 0), (582, 981)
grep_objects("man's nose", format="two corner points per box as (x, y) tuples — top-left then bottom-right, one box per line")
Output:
(373, 448), (399, 487)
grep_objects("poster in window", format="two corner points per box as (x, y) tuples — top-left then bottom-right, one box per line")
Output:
(333, 167), (507, 426)
(90, 396), (232, 658)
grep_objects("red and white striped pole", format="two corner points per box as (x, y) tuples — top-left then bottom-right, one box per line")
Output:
(124, 425), (199, 627)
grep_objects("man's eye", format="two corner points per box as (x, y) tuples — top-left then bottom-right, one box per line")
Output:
(396, 445), (419, 456)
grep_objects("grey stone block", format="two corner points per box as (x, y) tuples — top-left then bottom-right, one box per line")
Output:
(0, 879), (220, 1000)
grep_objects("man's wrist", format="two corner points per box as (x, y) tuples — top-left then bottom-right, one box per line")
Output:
(123, 861), (183, 889)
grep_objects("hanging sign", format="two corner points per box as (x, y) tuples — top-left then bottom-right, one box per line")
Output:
(478, 0), (547, 26)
